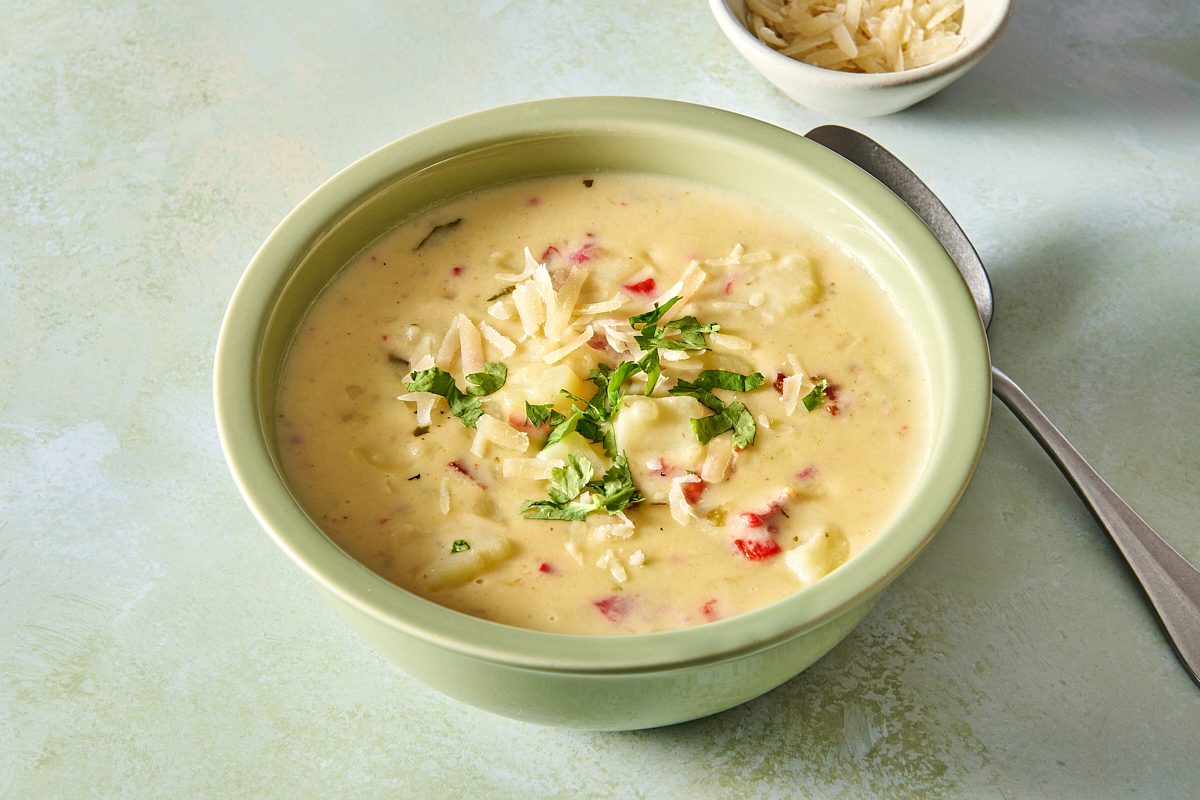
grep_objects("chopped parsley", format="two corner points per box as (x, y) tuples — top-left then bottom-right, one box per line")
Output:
(524, 401), (555, 428)
(802, 378), (829, 412)
(520, 454), (643, 521)
(450, 539), (471, 553)
(413, 217), (463, 250)
(486, 284), (516, 302)
(629, 296), (720, 352)
(404, 362), (508, 428)
(669, 369), (766, 448)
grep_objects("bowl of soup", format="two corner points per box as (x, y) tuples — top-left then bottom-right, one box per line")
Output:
(214, 97), (990, 729)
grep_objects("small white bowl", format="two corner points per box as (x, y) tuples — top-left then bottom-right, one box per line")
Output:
(709, 0), (1012, 116)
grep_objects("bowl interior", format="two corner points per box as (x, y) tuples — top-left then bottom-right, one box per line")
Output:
(215, 97), (990, 673)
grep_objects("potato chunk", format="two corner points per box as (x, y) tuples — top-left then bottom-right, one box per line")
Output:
(743, 255), (822, 321)
(784, 526), (850, 585)
(613, 395), (707, 502)
(500, 363), (588, 418)
(423, 523), (512, 589)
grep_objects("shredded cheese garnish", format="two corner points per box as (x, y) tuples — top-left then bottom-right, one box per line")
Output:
(541, 324), (594, 364)
(502, 457), (563, 480)
(487, 299), (513, 320)
(709, 332), (752, 351)
(668, 474), (703, 524)
(457, 314), (485, 375)
(476, 414), (530, 453)
(478, 320), (516, 358)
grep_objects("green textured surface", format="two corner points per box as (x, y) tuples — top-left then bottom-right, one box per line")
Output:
(3, 0), (1198, 797)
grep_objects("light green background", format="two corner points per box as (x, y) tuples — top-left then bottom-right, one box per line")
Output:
(3, 1), (1197, 797)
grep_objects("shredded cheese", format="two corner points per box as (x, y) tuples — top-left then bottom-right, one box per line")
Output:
(575, 293), (626, 316)
(457, 314), (485, 375)
(709, 332), (752, 351)
(501, 457), (562, 480)
(701, 437), (734, 483)
(544, 267), (587, 341)
(541, 324), (594, 364)
(476, 414), (530, 453)
(667, 474), (703, 524)
(487, 299), (514, 320)
(478, 320), (516, 358)
(746, 0), (965, 73)
(435, 322), (459, 369)
(494, 246), (541, 283)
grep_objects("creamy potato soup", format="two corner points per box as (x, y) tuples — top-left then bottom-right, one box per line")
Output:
(276, 173), (928, 634)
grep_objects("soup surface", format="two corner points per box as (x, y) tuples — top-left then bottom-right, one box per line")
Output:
(276, 173), (928, 634)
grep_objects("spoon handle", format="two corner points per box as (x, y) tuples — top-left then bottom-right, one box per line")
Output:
(992, 366), (1200, 686)
(803, 124), (1200, 687)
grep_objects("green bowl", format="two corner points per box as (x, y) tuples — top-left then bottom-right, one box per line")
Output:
(214, 97), (990, 730)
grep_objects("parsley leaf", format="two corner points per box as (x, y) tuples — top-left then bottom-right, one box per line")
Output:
(486, 284), (516, 302)
(802, 379), (829, 412)
(670, 369), (765, 448)
(544, 408), (582, 448)
(687, 369), (766, 393)
(413, 217), (462, 251)
(464, 361), (507, 396)
(520, 454), (643, 520)
(591, 455), (642, 512)
(639, 348), (661, 396)
(668, 378), (725, 412)
(404, 363), (507, 429)
(450, 539), (471, 553)
(689, 401), (758, 448)
(628, 296), (680, 329)
(727, 402), (758, 448)
(629, 295), (720, 352)
(524, 401), (556, 427)
(547, 455), (594, 504)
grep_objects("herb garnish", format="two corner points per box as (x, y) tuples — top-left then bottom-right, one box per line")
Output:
(450, 539), (471, 553)
(413, 217), (463, 251)
(669, 370), (766, 448)
(629, 297), (720, 352)
(802, 378), (828, 412)
(404, 362), (508, 428)
(486, 284), (516, 302)
(520, 454), (644, 521)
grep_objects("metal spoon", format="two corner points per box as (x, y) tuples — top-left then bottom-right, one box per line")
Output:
(805, 124), (1200, 688)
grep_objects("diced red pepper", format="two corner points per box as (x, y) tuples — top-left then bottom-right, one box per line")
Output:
(796, 465), (817, 481)
(568, 243), (594, 264)
(722, 277), (735, 295)
(451, 265), (464, 276)
(447, 460), (485, 488)
(734, 537), (782, 560)
(681, 478), (707, 505)
(539, 245), (560, 262)
(701, 598), (720, 621)
(594, 595), (631, 621)
(773, 372), (787, 394)
(739, 511), (766, 529)
(622, 277), (657, 294)
(538, 562), (555, 574)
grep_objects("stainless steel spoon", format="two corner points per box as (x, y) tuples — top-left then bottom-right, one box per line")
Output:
(806, 125), (1200, 688)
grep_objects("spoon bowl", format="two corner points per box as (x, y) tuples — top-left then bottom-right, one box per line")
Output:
(804, 125), (1200, 689)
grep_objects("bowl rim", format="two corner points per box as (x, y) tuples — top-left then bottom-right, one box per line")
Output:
(707, 0), (1014, 89)
(214, 96), (991, 675)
